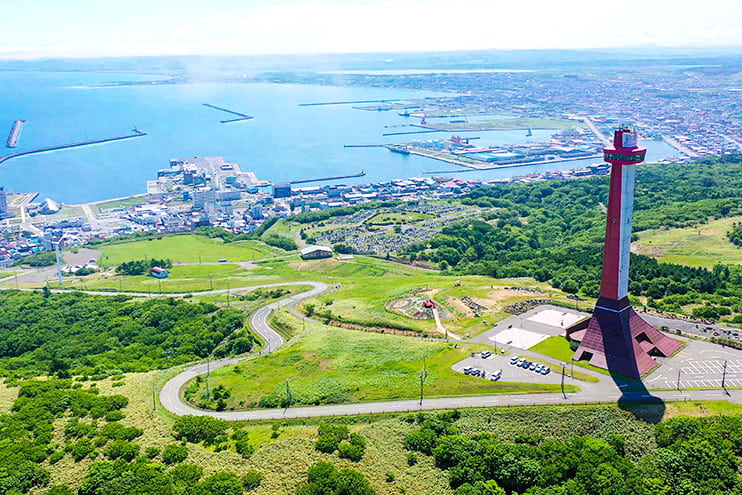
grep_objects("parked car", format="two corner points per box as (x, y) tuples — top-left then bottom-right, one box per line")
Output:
(541, 367), (551, 375)
(510, 356), (519, 365)
(490, 370), (502, 381)
(481, 351), (492, 359)
(534, 364), (543, 373)
(529, 362), (537, 371)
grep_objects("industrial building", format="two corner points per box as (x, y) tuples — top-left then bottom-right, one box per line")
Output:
(300, 245), (333, 260)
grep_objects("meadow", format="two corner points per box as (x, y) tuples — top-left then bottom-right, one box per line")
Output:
(633, 215), (742, 268)
(186, 308), (575, 411)
(96, 235), (283, 266)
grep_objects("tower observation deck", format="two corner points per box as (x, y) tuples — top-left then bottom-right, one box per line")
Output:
(568, 129), (682, 378)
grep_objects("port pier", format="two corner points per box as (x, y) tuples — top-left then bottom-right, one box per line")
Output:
(0, 129), (147, 166)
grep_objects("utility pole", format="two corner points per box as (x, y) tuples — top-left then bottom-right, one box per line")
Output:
(419, 357), (428, 407)
(721, 360), (728, 392)
(677, 369), (681, 391)
(205, 357), (211, 399)
(226, 281), (230, 307)
(285, 379), (292, 408)
(152, 386), (157, 411)
(561, 363), (566, 399)
(209, 275), (213, 291)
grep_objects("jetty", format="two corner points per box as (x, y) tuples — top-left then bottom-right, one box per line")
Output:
(299, 99), (401, 107)
(0, 129), (147, 166)
(6, 120), (24, 148)
(382, 129), (441, 137)
(203, 103), (253, 123)
(288, 170), (366, 185)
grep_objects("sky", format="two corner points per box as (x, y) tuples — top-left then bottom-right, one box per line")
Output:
(1, 0), (740, 60)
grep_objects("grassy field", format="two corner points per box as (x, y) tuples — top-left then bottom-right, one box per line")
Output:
(94, 196), (148, 211)
(427, 117), (580, 132)
(97, 235), (282, 266)
(187, 308), (576, 410)
(633, 215), (742, 268)
(366, 211), (434, 225)
(529, 336), (611, 376)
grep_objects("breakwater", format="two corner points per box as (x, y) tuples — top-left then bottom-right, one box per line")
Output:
(6, 120), (24, 148)
(299, 99), (401, 107)
(289, 170), (366, 184)
(0, 129), (146, 165)
(202, 103), (253, 123)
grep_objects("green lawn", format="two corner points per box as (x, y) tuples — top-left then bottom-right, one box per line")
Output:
(366, 211), (434, 225)
(97, 235), (282, 267)
(529, 336), (610, 377)
(427, 117), (580, 132)
(633, 216), (742, 268)
(95, 196), (148, 210)
(187, 308), (576, 410)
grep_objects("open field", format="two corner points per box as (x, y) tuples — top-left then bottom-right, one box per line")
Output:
(366, 211), (433, 225)
(187, 307), (576, 411)
(96, 235), (283, 266)
(424, 117), (580, 132)
(633, 215), (742, 268)
(94, 196), (148, 211)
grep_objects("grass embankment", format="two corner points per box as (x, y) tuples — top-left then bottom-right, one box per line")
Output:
(186, 307), (575, 411)
(633, 215), (742, 268)
(97, 235), (282, 266)
(529, 336), (611, 377)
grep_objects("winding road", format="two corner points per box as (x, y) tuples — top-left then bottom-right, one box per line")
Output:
(158, 281), (742, 421)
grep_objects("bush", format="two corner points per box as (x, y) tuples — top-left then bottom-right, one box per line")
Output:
(144, 446), (160, 459)
(104, 410), (125, 422)
(296, 461), (374, 495)
(104, 440), (140, 461)
(198, 471), (244, 495)
(162, 443), (189, 465)
(338, 433), (367, 462)
(68, 438), (95, 461)
(315, 422), (350, 453)
(242, 470), (263, 491)
(172, 415), (228, 444)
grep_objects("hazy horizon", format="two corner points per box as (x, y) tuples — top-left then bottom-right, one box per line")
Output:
(2, 0), (740, 61)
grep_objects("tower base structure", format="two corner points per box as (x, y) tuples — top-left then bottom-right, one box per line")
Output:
(568, 297), (683, 378)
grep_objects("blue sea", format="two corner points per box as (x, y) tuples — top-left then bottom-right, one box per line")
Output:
(0, 71), (676, 203)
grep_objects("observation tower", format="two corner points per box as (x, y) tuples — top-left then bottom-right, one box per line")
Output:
(569, 128), (682, 378)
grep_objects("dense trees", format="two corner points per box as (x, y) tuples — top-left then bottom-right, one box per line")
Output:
(296, 461), (374, 495)
(0, 291), (251, 377)
(115, 257), (172, 275)
(728, 222), (742, 247)
(403, 410), (741, 495)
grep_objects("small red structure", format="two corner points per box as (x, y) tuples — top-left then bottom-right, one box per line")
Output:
(569, 129), (682, 378)
(423, 300), (436, 309)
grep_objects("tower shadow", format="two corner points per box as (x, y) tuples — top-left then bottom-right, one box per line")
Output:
(605, 351), (666, 425)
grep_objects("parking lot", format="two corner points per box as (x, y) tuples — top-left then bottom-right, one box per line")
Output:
(647, 339), (742, 389)
(453, 352), (564, 385)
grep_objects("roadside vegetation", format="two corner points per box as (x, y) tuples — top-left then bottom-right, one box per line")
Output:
(185, 308), (574, 411)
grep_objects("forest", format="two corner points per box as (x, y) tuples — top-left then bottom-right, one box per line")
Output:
(403, 410), (741, 495)
(399, 156), (742, 321)
(0, 291), (251, 378)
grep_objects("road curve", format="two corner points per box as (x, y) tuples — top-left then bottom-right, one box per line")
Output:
(159, 281), (330, 417)
(159, 281), (742, 421)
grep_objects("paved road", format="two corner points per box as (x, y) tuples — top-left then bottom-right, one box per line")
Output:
(159, 283), (741, 421)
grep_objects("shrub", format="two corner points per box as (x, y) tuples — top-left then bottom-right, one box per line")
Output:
(315, 422), (350, 453)
(162, 443), (189, 465)
(144, 446), (160, 459)
(172, 415), (228, 444)
(198, 471), (244, 495)
(242, 470), (263, 491)
(104, 440), (140, 461)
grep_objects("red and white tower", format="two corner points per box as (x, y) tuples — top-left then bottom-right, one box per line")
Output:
(570, 129), (682, 378)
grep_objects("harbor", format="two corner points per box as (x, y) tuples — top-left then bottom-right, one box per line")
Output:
(5, 120), (24, 148)
(0, 128), (146, 166)
(202, 103), (253, 123)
